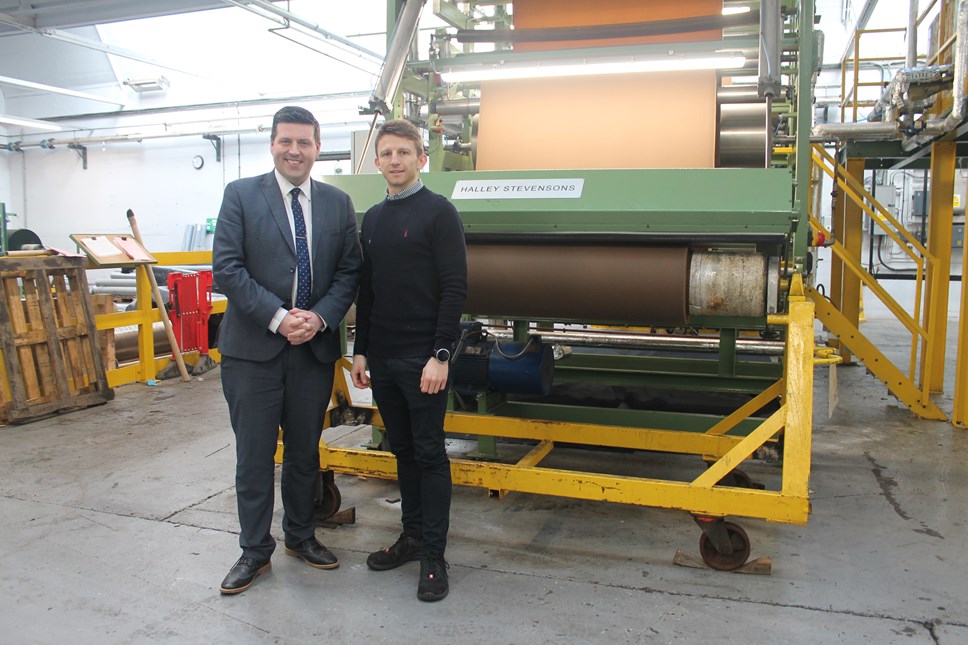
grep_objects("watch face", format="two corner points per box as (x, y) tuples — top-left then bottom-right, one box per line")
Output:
(435, 348), (450, 362)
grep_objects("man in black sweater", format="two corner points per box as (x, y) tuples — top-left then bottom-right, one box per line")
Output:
(350, 119), (467, 602)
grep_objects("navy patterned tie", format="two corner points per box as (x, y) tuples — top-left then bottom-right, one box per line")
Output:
(290, 187), (312, 309)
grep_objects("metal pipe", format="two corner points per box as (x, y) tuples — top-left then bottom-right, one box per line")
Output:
(431, 98), (481, 116)
(903, 0), (968, 149)
(39, 90), (370, 124)
(907, 0), (919, 68)
(221, 0), (383, 65)
(485, 329), (785, 356)
(758, 0), (782, 98)
(4, 121), (370, 150)
(811, 121), (899, 140)
(369, 0), (426, 115)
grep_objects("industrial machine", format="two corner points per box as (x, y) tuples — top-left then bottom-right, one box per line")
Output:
(294, 0), (823, 571)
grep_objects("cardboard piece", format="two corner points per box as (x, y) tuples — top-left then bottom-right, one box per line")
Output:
(69, 234), (157, 268)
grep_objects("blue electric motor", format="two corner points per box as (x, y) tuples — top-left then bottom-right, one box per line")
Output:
(452, 333), (554, 396)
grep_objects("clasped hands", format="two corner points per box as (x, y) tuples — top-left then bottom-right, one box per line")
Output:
(279, 308), (321, 345)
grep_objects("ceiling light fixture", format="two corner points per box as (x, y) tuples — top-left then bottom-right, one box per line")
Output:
(439, 54), (747, 83)
(0, 115), (64, 132)
(123, 76), (171, 93)
(0, 74), (125, 107)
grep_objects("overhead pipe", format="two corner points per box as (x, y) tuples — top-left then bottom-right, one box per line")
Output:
(816, 1), (968, 145)
(902, 0), (968, 149)
(221, 0), (383, 70)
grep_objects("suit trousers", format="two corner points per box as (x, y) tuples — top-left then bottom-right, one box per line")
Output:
(221, 343), (335, 561)
(368, 355), (452, 556)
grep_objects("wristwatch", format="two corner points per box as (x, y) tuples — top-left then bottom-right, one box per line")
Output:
(433, 347), (451, 363)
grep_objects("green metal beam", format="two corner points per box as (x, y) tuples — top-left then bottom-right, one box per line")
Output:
(492, 401), (767, 435)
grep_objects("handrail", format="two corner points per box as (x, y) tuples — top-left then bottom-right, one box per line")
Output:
(812, 145), (934, 259)
(840, 26), (915, 122)
(810, 145), (937, 388)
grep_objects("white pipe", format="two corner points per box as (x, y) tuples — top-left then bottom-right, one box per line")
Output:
(811, 121), (899, 140)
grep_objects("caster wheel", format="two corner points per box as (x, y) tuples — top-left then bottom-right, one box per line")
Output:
(719, 469), (765, 490)
(314, 473), (342, 521)
(699, 521), (751, 571)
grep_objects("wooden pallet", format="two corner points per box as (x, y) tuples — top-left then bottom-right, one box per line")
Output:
(0, 256), (114, 423)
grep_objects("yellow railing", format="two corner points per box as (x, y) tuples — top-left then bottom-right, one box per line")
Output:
(809, 144), (944, 417)
(94, 251), (223, 387)
(839, 27), (907, 123)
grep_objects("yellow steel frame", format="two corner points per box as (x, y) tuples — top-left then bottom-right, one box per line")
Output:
(955, 272), (968, 428)
(284, 276), (817, 525)
(810, 145), (947, 420)
(92, 251), (225, 387)
(922, 142), (955, 393)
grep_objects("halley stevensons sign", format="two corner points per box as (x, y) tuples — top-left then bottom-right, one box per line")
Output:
(451, 178), (585, 200)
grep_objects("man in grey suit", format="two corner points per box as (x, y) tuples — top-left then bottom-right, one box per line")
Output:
(213, 106), (362, 595)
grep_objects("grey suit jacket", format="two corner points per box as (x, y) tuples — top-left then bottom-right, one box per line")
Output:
(213, 171), (362, 363)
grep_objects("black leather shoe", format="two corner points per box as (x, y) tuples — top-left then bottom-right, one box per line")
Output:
(284, 537), (339, 569)
(220, 556), (271, 595)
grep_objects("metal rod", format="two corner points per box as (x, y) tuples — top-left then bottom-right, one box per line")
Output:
(485, 329), (785, 356)
(907, 0), (919, 68)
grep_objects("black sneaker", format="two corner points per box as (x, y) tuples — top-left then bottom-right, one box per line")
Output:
(417, 553), (449, 602)
(366, 533), (423, 571)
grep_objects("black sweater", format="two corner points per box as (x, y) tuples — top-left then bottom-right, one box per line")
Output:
(354, 186), (468, 359)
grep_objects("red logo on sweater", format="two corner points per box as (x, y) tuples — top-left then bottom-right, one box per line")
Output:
(403, 229), (408, 238)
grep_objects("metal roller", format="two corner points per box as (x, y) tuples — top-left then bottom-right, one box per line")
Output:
(717, 86), (766, 104)
(717, 102), (770, 168)
(689, 251), (775, 318)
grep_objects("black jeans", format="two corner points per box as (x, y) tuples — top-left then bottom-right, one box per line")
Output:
(368, 354), (452, 556)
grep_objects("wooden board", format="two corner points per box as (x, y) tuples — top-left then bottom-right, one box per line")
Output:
(0, 256), (114, 423)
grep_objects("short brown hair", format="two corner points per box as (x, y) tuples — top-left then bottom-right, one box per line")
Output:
(374, 119), (424, 157)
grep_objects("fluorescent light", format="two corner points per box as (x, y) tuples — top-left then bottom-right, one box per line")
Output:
(0, 115), (64, 132)
(0, 74), (125, 107)
(440, 55), (747, 83)
(722, 6), (752, 15)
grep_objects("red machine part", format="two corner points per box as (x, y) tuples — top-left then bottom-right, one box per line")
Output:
(166, 270), (213, 357)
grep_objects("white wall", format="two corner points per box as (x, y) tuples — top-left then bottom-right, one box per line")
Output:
(0, 91), (13, 228)
(3, 126), (354, 253)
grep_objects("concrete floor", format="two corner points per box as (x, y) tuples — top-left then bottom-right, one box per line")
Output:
(1, 319), (967, 644)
